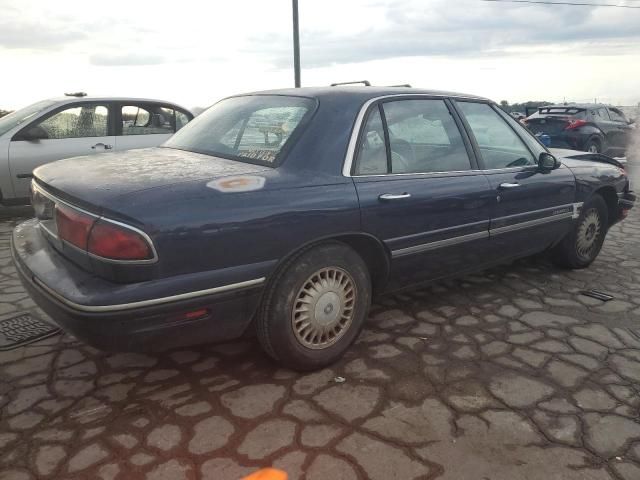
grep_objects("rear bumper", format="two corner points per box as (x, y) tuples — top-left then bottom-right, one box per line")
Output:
(12, 220), (264, 351)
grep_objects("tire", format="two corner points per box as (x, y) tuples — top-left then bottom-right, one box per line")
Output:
(552, 194), (608, 269)
(257, 242), (371, 371)
(584, 137), (602, 154)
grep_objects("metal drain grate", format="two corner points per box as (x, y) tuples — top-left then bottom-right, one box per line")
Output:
(0, 313), (60, 351)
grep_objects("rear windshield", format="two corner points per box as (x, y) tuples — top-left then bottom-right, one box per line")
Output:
(529, 107), (586, 120)
(537, 107), (585, 116)
(164, 95), (316, 166)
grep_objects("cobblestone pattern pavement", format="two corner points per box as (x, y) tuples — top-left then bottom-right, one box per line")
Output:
(1, 209), (640, 480)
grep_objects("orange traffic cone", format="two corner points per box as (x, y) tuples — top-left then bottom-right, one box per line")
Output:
(242, 468), (288, 480)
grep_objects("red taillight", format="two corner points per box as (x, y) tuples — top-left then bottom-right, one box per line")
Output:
(87, 220), (153, 261)
(56, 204), (95, 249)
(564, 119), (587, 130)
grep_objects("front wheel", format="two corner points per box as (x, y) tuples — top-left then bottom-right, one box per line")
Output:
(552, 194), (608, 269)
(256, 242), (371, 371)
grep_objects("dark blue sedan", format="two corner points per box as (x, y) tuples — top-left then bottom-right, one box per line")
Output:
(12, 87), (635, 370)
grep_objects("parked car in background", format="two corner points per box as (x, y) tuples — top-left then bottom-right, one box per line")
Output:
(13, 86), (634, 370)
(523, 104), (635, 156)
(510, 111), (525, 121)
(0, 94), (193, 205)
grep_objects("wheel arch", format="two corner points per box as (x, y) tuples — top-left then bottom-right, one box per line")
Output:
(267, 232), (392, 295)
(592, 186), (618, 227)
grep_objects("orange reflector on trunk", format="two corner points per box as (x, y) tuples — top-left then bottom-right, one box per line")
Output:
(242, 468), (288, 480)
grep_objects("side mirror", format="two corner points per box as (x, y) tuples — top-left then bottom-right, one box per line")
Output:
(628, 118), (635, 125)
(18, 125), (48, 141)
(538, 152), (558, 171)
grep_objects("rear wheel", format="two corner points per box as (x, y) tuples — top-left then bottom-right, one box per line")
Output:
(584, 137), (602, 154)
(552, 194), (608, 269)
(257, 242), (371, 371)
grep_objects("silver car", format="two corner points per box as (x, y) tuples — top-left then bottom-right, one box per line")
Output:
(0, 95), (193, 205)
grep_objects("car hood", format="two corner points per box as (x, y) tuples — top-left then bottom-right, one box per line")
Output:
(34, 147), (271, 208)
(551, 148), (625, 169)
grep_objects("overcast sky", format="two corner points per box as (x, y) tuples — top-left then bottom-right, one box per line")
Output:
(1, 0), (639, 110)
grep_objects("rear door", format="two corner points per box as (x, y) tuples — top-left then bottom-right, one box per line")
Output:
(8, 102), (114, 199)
(351, 97), (494, 289)
(454, 101), (576, 258)
(114, 103), (191, 151)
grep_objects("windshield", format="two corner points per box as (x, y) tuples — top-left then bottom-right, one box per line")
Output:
(164, 95), (316, 166)
(0, 99), (58, 137)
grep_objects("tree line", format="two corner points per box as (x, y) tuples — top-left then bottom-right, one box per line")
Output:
(499, 100), (553, 115)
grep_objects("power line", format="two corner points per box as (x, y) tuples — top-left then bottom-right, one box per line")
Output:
(481, 0), (640, 8)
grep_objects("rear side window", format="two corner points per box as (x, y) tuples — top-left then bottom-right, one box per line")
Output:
(176, 111), (190, 130)
(121, 105), (176, 135)
(608, 108), (627, 123)
(355, 99), (472, 175)
(165, 95), (315, 165)
(457, 102), (536, 169)
(354, 108), (387, 175)
(382, 100), (471, 173)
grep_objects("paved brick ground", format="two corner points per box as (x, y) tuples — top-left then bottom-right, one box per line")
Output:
(1, 207), (640, 480)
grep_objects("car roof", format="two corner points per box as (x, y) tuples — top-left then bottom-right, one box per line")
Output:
(46, 96), (192, 112)
(236, 86), (490, 103)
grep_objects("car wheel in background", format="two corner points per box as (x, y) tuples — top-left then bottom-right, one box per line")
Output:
(257, 242), (371, 371)
(552, 194), (608, 269)
(584, 137), (602, 154)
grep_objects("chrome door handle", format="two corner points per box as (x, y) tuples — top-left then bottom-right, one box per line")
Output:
(498, 183), (520, 189)
(91, 143), (113, 150)
(379, 193), (411, 201)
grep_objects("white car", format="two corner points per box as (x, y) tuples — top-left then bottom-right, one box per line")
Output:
(0, 94), (193, 205)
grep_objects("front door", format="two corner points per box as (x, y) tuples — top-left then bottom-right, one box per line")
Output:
(351, 98), (495, 290)
(454, 101), (577, 259)
(605, 107), (633, 154)
(9, 103), (114, 199)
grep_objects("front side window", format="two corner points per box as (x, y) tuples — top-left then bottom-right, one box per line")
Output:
(165, 95), (315, 165)
(496, 107), (546, 158)
(121, 105), (175, 135)
(36, 104), (108, 139)
(457, 102), (536, 169)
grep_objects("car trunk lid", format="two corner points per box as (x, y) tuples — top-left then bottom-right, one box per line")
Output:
(33, 147), (270, 214)
(526, 116), (573, 135)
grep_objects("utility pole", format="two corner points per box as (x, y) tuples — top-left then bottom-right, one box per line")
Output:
(292, 0), (301, 87)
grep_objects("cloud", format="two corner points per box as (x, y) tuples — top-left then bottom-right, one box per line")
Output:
(249, 0), (640, 68)
(0, 19), (86, 50)
(89, 53), (166, 66)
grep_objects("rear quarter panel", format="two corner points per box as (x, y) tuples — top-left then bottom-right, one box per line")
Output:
(562, 160), (627, 201)
(108, 169), (362, 282)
